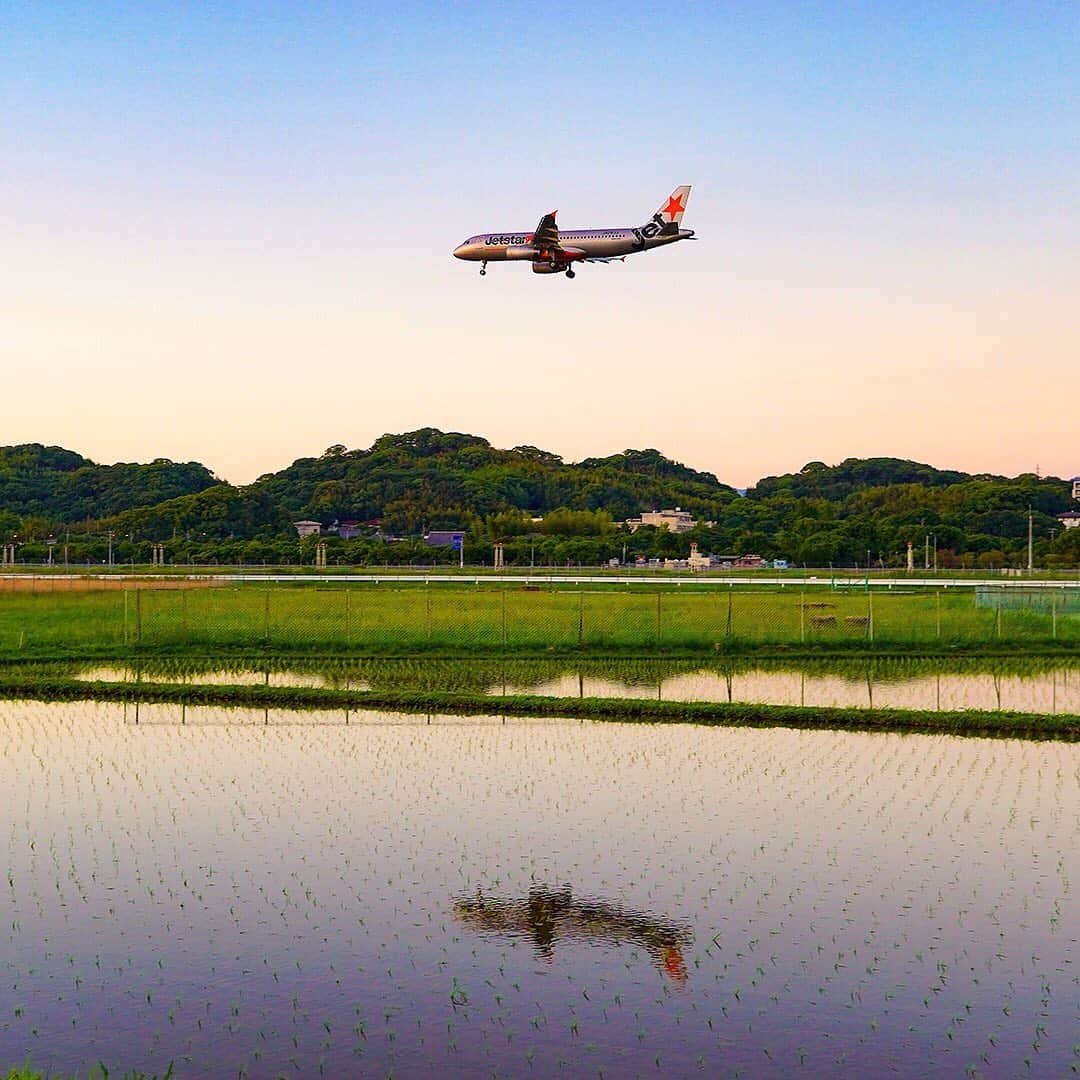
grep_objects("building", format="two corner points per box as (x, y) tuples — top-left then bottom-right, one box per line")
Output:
(625, 507), (696, 534)
(293, 520), (322, 538)
(1057, 511), (1080, 531)
(424, 530), (465, 549)
(1073, 476), (1080, 500)
(736, 554), (766, 568)
(687, 542), (711, 571)
(329, 519), (363, 540)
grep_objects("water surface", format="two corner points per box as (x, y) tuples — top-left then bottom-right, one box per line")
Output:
(69, 657), (1080, 714)
(1, 701), (1076, 1076)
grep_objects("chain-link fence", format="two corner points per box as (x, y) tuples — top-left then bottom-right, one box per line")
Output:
(1, 583), (1078, 652)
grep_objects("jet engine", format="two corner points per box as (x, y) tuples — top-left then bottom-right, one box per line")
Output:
(531, 262), (562, 274)
(505, 245), (539, 261)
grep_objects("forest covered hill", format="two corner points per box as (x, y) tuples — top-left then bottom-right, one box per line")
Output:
(0, 432), (1075, 568)
(0, 444), (218, 524)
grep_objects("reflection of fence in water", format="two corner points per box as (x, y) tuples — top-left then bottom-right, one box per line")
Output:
(454, 886), (693, 981)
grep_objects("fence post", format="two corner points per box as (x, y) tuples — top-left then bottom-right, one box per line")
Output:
(726, 588), (733, 638)
(344, 589), (351, 643)
(123, 589), (129, 647)
(577, 590), (584, 646)
(135, 587), (142, 644)
(426, 586), (432, 640)
(936, 591), (941, 640)
(501, 589), (507, 646)
(800, 591), (805, 644)
(996, 593), (1002, 639)
(182, 589), (188, 638)
(1052, 599), (1057, 640)
(263, 591), (271, 645)
(656, 591), (662, 644)
(868, 590), (874, 643)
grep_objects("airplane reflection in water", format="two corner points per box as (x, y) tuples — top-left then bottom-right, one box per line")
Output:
(454, 886), (693, 982)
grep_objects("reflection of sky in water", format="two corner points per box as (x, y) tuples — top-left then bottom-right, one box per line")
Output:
(71, 662), (1080, 715)
(504, 668), (1080, 713)
(1, 702), (1076, 1076)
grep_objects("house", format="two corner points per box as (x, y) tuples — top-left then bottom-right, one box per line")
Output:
(1057, 511), (1080, 531)
(293, 520), (322, 539)
(625, 507), (696, 534)
(329, 519), (363, 540)
(735, 554), (766, 568)
(1073, 476), (1080, 501)
(424, 530), (465, 549)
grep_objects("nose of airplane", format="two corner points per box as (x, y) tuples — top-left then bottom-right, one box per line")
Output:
(453, 243), (470, 260)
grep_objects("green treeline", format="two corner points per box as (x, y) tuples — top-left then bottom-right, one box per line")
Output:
(0, 444), (216, 528)
(0, 431), (1077, 568)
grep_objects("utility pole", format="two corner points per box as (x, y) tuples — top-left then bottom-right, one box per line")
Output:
(107, 530), (114, 568)
(1028, 506), (1034, 573)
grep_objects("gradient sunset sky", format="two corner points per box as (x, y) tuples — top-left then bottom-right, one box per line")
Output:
(4, 3), (1077, 487)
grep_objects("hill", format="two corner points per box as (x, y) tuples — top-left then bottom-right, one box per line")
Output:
(748, 457), (976, 501)
(0, 444), (218, 525)
(1, 436), (1075, 569)
(99, 429), (740, 540)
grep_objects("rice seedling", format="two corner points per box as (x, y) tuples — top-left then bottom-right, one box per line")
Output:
(1, 701), (1075, 1074)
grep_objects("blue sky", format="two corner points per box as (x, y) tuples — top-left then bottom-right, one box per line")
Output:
(3, 3), (1077, 484)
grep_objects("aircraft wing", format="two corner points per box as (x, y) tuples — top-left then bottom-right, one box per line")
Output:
(533, 212), (560, 251)
(584, 256), (626, 265)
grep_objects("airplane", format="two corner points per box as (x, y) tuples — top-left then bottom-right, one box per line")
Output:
(452, 185), (694, 279)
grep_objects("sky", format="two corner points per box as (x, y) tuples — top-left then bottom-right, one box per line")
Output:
(3, 2), (1077, 488)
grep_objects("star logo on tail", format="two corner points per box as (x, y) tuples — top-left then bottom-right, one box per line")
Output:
(661, 194), (685, 220)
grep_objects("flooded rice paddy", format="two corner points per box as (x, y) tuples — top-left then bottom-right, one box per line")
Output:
(70, 656), (1080, 715)
(1, 700), (1076, 1076)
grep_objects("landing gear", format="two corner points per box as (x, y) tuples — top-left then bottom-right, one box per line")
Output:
(480, 261), (487, 276)
(565, 268), (576, 279)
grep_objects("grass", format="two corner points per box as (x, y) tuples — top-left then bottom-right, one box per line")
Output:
(0, 584), (1077, 657)
(3, 1065), (172, 1080)
(0, 673), (1074, 740)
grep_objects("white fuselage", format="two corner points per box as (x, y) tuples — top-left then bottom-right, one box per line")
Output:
(452, 226), (693, 263)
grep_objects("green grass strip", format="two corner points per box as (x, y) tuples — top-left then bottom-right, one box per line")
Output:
(3, 1064), (172, 1080)
(2, 641), (1078, 663)
(1, 676), (1074, 741)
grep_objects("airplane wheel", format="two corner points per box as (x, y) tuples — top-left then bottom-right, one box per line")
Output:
(566, 269), (575, 279)
(480, 268), (486, 276)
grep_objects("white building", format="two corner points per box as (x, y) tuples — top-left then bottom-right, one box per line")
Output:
(1073, 476), (1080, 501)
(687, 542), (711, 571)
(1057, 511), (1080, 531)
(625, 507), (696, 534)
(293, 520), (322, 538)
